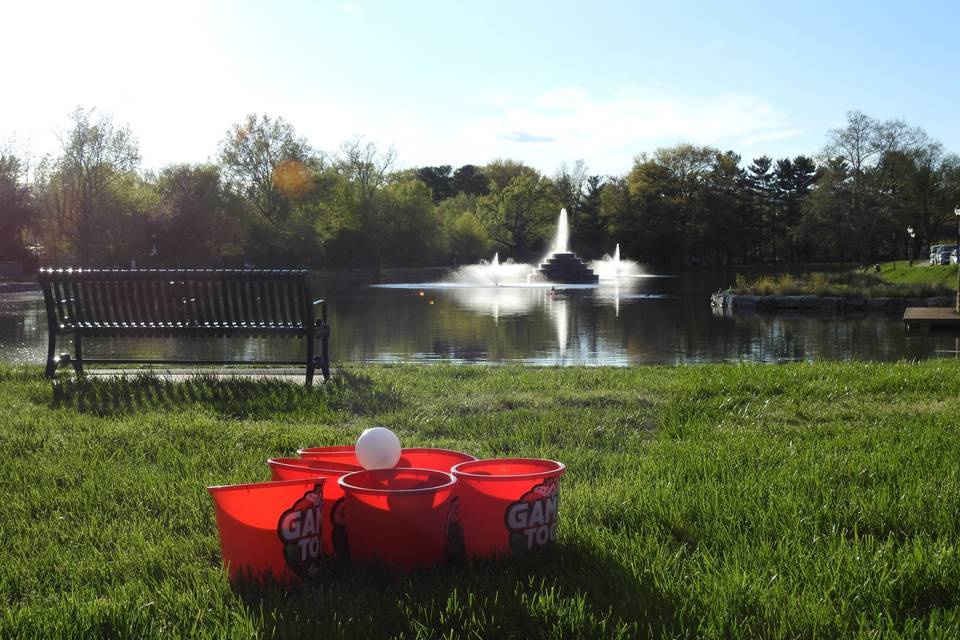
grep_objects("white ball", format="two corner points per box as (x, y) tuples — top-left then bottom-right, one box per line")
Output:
(356, 427), (401, 470)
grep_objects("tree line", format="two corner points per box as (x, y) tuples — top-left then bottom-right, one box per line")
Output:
(1, 108), (958, 270)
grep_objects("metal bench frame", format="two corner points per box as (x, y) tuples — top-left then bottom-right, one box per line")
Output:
(38, 268), (331, 385)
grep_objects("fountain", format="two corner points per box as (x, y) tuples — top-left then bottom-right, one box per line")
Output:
(450, 252), (534, 286)
(589, 244), (642, 280)
(535, 209), (599, 284)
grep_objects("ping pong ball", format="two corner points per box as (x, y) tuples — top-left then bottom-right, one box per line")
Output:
(356, 427), (401, 470)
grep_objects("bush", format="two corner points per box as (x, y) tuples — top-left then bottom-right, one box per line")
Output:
(731, 271), (952, 298)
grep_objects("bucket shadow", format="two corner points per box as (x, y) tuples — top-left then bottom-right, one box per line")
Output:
(45, 370), (402, 419)
(229, 541), (679, 638)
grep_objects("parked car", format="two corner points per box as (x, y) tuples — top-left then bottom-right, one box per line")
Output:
(937, 245), (958, 265)
(930, 244), (942, 265)
(952, 249), (959, 265)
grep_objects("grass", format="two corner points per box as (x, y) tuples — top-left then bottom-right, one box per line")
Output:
(876, 261), (960, 289)
(731, 270), (953, 298)
(1, 362), (960, 638)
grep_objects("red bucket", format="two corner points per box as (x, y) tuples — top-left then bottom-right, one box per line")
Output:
(208, 477), (327, 584)
(266, 458), (358, 560)
(451, 458), (565, 559)
(298, 445), (359, 466)
(268, 457), (361, 481)
(338, 468), (460, 569)
(396, 448), (476, 472)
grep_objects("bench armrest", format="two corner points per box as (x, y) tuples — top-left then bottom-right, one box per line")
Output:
(312, 298), (328, 323)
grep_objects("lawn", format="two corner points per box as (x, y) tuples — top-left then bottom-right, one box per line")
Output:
(877, 261), (960, 289)
(1, 363), (959, 639)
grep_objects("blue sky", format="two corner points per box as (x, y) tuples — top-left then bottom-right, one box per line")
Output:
(2, 0), (958, 175)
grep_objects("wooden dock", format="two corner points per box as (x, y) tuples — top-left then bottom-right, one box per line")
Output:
(903, 307), (960, 331)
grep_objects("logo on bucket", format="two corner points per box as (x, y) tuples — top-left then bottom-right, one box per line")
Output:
(504, 478), (559, 552)
(277, 485), (325, 577)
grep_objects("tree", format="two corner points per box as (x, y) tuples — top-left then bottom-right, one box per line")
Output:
(376, 179), (443, 266)
(477, 174), (559, 257)
(218, 114), (314, 222)
(336, 137), (397, 266)
(154, 164), (241, 265)
(553, 160), (588, 214)
(775, 156), (818, 262)
(798, 158), (855, 262)
(822, 110), (927, 262)
(40, 107), (140, 263)
(571, 175), (606, 259)
(747, 156), (774, 261)
(483, 159), (539, 191)
(622, 157), (683, 263)
(415, 165), (454, 202)
(0, 152), (34, 261)
(452, 164), (489, 196)
(702, 151), (746, 265)
(446, 211), (490, 263)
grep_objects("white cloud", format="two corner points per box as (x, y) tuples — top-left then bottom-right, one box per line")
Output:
(431, 87), (799, 174)
(740, 128), (804, 147)
(338, 0), (362, 17)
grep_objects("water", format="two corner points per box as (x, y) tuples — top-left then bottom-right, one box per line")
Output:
(3, 269), (958, 367)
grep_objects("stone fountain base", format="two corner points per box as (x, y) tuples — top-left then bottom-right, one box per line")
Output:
(537, 252), (599, 284)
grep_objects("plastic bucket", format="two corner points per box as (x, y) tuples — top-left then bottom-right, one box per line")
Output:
(208, 477), (327, 584)
(268, 457), (361, 481)
(338, 468), (460, 569)
(396, 448), (476, 472)
(266, 459), (357, 560)
(298, 445), (359, 466)
(451, 458), (565, 559)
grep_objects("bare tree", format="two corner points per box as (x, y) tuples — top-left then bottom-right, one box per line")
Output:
(218, 114), (316, 221)
(41, 107), (140, 263)
(337, 136), (396, 205)
(823, 110), (929, 261)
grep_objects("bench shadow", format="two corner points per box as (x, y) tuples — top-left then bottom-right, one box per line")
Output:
(231, 541), (680, 639)
(46, 370), (402, 419)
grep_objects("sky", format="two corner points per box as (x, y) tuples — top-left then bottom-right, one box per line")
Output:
(2, 0), (959, 176)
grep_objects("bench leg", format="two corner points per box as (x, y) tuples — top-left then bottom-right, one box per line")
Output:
(73, 334), (84, 376)
(321, 328), (330, 380)
(44, 331), (57, 379)
(305, 332), (316, 387)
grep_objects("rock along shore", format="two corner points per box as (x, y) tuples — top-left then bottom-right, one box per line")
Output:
(710, 291), (953, 311)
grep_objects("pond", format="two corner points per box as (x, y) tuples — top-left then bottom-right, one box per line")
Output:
(1, 269), (958, 367)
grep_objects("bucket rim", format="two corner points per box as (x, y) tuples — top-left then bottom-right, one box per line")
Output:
(207, 476), (326, 495)
(338, 468), (457, 495)
(297, 445), (356, 456)
(399, 447), (477, 460)
(267, 457), (361, 473)
(451, 458), (565, 481)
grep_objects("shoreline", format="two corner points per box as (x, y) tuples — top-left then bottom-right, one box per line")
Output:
(711, 290), (953, 311)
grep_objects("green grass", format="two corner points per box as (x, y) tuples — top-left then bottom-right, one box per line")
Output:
(877, 261), (960, 289)
(2, 363), (960, 638)
(731, 270), (953, 298)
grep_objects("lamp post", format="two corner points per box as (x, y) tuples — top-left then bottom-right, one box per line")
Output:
(955, 205), (960, 313)
(908, 227), (915, 266)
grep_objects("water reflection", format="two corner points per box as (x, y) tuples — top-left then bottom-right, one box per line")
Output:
(2, 270), (960, 366)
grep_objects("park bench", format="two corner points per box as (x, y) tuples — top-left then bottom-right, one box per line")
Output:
(38, 268), (330, 385)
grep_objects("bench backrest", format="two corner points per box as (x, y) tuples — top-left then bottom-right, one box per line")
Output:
(38, 269), (311, 329)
